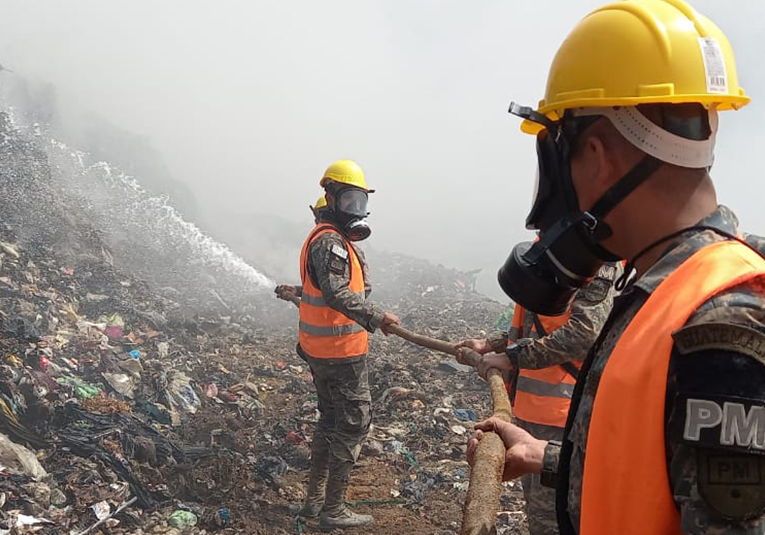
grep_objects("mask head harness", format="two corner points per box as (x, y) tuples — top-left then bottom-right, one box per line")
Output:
(499, 102), (716, 315)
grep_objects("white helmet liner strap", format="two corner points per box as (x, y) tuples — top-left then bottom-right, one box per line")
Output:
(574, 106), (718, 169)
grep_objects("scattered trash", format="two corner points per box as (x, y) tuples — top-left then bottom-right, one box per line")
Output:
(402, 472), (439, 503)
(215, 507), (231, 527)
(91, 500), (111, 520)
(451, 425), (468, 436)
(75, 496), (138, 535)
(157, 341), (170, 358)
(256, 456), (289, 489)
(362, 439), (384, 457)
(438, 359), (473, 374)
(0, 121), (517, 534)
(102, 372), (136, 399)
(203, 383), (219, 398)
(454, 408), (477, 421)
(0, 433), (47, 480)
(59, 376), (101, 400)
(168, 510), (198, 529)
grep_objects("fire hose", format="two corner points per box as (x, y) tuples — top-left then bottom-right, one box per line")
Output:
(386, 324), (512, 535)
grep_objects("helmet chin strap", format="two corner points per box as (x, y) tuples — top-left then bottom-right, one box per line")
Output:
(583, 155), (663, 241)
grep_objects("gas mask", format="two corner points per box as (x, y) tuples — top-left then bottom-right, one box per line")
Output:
(498, 103), (716, 315)
(328, 186), (371, 242)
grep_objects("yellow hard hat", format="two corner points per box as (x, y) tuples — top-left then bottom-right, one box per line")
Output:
(320, 160), (371, 191)
(314, 195), (327, 210)
(521, 0), (750, 134)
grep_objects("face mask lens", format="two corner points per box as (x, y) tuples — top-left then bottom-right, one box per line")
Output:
(525, 130), (557, 230)
(337, 189), (368, 217)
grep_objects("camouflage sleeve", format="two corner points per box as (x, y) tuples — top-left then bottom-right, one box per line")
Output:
(488, 331), (509, 353)
(308, 233), (384, 332)
(295, 285), (303, 297)
(352, 244), (373, 298)
(510, 263), (620, 370)
(666, 281), (765, 534)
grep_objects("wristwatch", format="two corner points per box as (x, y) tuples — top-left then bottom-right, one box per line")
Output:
(504, 345), (520, 370)
(540, 440), (562, 489)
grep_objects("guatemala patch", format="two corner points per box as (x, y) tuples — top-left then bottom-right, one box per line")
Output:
(673, 322), (765, 367)
(331, 244), (349, 260)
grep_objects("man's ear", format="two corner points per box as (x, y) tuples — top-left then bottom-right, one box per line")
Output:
(586, 134), (617, 190)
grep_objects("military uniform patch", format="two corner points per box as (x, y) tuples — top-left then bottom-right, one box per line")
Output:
(328, 243), (349, 275)
(673, 323), (765, 367)
(577, 262), (618, 304)
(698, 450), (765, 520)
(597, 263), (617, 281)
(331, 244), (349, 260)
(580, 277), (611, 303)
(670, 393), (765, 454)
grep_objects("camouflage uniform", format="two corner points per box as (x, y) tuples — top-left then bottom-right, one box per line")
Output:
(549, 205), (765, 534)
(296, 229), (384, 511)
(486, 265), (619, 535)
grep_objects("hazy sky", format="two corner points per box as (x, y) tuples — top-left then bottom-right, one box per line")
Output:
(1, 0), (764, 298)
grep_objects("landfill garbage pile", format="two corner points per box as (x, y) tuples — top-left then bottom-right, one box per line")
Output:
(0, 108), (527, 534)
(0, 233), (524, 534)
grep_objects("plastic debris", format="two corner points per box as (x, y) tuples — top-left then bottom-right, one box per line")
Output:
(0, 433), (47, 480)
(167, 510), (198, 529)
(454, 408), (477, 421)
(91, 500), (111, 520)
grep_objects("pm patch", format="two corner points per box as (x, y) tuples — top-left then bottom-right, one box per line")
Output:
(698, 450), (765, 520)
(670, 393), (765, 455)
(673, 323), (765, 367)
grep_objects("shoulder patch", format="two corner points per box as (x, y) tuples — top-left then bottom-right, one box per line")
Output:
(697, 450), (765, 520)
(579, 277), (611, 303)
(331, 244), (349, 260)
(670, 393), (765, 455)
(673, 323), (765, 367)
(596, 263), (617, 281)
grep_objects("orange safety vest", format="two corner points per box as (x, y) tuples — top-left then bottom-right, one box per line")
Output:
(509, 305), (581, 428)
(580, 240), (765, 535)
(298, 224), (368, 360)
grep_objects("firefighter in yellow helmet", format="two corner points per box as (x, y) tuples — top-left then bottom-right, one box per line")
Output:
(294, 160), (399, 530)
(462, 1), (765, 534)
(310, 195), (328, 223)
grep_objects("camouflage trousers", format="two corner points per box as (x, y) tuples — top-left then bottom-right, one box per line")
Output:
(306, 356), (372, 486)
(517, 419), (564, 535)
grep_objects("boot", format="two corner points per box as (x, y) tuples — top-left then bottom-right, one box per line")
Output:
(319, 477), (374, 531)
(297, 427), (331, 518)
(296, 464), (328, 518)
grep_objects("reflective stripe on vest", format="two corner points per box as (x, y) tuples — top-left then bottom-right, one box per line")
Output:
(298, 224), (368, 359)
(581, 241), (765, 535)
(509, 304), (581, 427)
